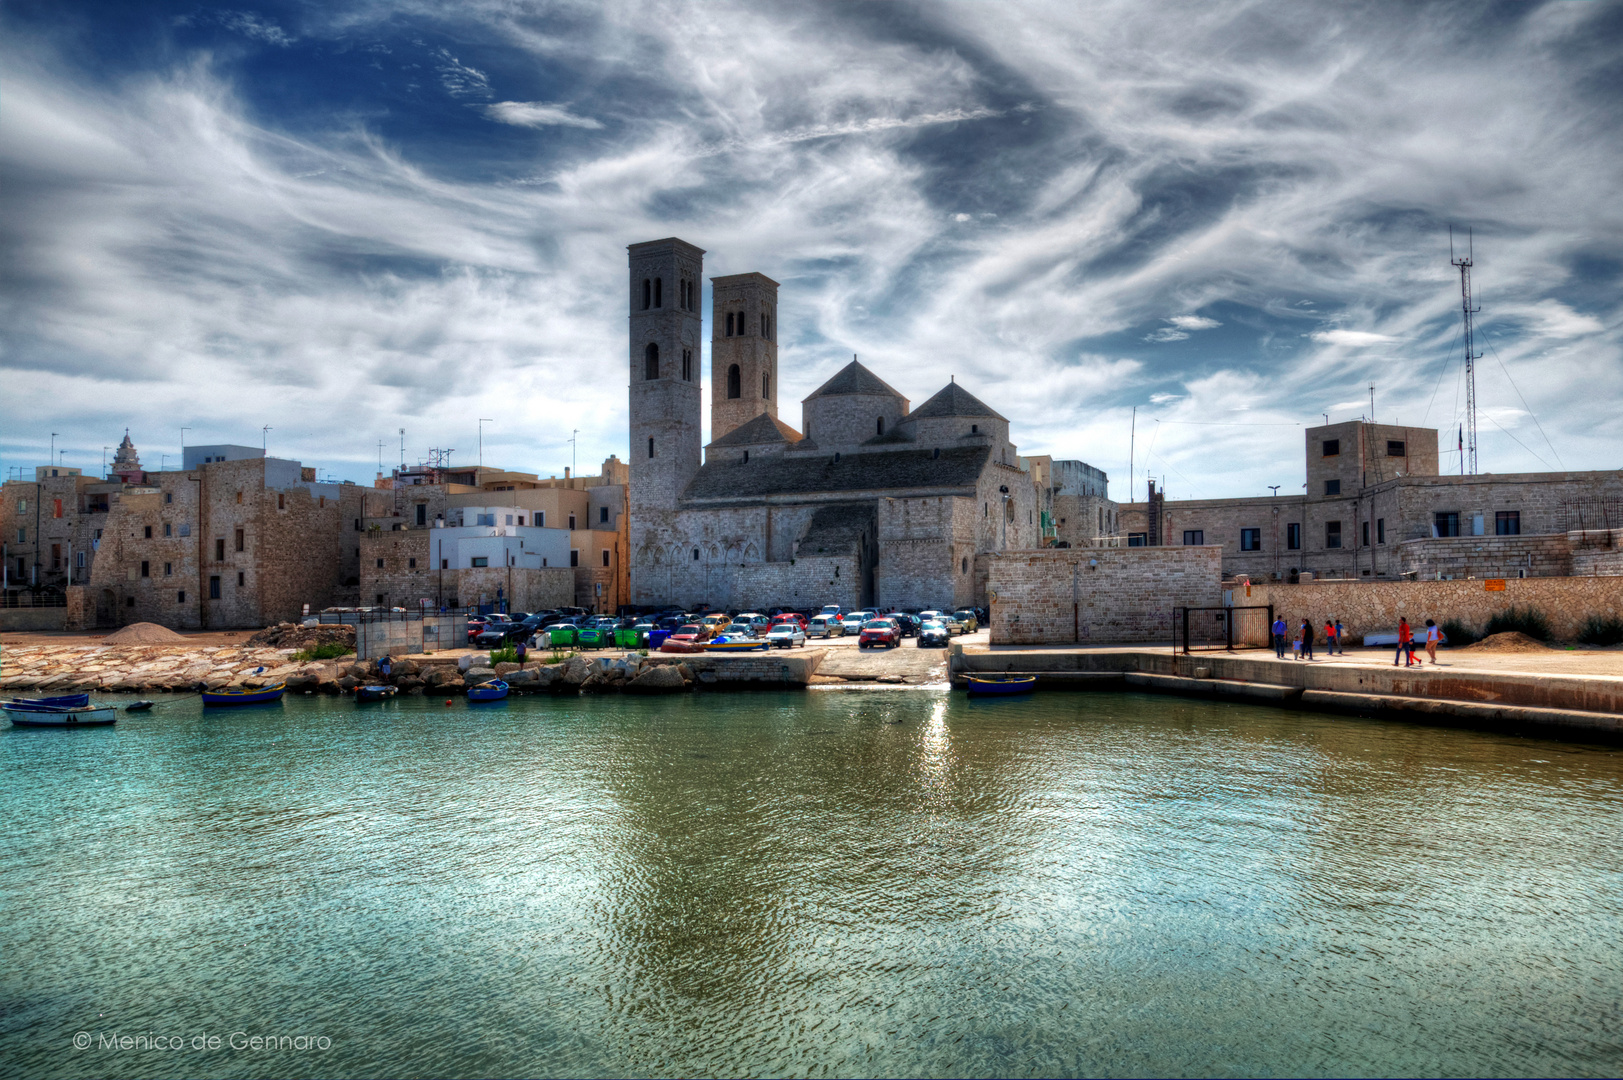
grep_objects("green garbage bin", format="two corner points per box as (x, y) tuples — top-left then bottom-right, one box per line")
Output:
(546, 625), (578, 647)
(614, 627), (644, 649)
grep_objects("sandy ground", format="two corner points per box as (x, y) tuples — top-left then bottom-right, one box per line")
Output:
(2, 628), (262, 649)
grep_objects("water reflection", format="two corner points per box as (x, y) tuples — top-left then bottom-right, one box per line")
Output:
(1, 690), (1619, 1079)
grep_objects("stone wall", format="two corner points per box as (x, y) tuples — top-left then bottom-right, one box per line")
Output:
(985, 546), (1223, 644)
(1571, 529), (1623, 577)
(1397, 532), (1574, 579)
(875, 494), (977, 611)
(458, 566), (574, 612)
(1237, 576), (1623, 644)
(730, 556), (861, 612)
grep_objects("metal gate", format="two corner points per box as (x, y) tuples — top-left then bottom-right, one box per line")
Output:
(1175, 604), (1273, 654)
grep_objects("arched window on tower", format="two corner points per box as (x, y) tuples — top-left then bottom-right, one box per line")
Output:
(877, 416), (885, 436)
(644, 342), (659, 380)
(760, 314), (767, 337)
(642, 279), (651, 310)
(653, 278), (662, 308)
(727, 364), (741, 399)
(738, 311), (747, 335)
(648, 437), (655, 459)
(762, 373), (769, 399)
(725, 313), (734, 337)
(681, 349), (692, 381)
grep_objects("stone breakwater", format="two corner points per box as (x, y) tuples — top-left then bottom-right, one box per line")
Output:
(0, 645), (826, 696)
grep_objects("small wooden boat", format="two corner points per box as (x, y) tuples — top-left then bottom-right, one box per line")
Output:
(466, 680), (509, 702)
(355, 685), (398, 701)
(658, 639), (705, 654)
(200, 683), (286, 707)
(4, 702), (118, 726)
(8, 693), (91, 709)
(124, 700), (154, 712)
(964, 674), (1038, 696)
(702, 635), (769, 653)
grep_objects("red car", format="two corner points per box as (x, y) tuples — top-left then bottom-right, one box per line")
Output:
(858, 618), (901, 649)
(668, 623), (709, 643)
(771, 613), (808, 631)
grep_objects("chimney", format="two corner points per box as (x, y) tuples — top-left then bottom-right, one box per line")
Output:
(564, 467), (571, 479)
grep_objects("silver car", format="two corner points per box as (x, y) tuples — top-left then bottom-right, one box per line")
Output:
(766, 624), (807, 648)
(807, 616), (844, 638)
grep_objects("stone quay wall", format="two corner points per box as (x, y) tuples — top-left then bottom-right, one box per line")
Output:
(1237, 576), (1623, 644)
(985, 546), (1223, 644)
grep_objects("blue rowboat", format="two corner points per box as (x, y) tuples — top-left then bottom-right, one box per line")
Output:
(964, 674), (1037, 696)
(200, 683), (286, 707)
(702, 635), (769, 652)
(466, 680), (509, 702)
(4, 702), (118, 726)
(356, 685), (397, 701)
(8, 693), (91, 709)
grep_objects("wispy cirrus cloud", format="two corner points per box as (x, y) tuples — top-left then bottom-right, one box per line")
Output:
(485, 101), (603, 129)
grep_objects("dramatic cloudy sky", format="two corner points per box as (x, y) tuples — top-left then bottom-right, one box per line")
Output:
(3, 1), (1620, 498)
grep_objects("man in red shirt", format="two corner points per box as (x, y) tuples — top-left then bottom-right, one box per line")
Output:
(1394, 617), (1414, 666)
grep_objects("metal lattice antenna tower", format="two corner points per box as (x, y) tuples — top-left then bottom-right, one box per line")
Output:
(1451, 227), (1481, 475)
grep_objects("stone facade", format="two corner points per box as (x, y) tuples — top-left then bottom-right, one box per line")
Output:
(1, 466), (121, 597)
(710, 272), (779, 441)
(1237, 576), (1623, 644)
(1121, 419), (1623, 583)
(984, 546), (1224, 644)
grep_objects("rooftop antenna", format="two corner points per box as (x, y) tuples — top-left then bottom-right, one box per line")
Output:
(50, 432), (58, 466)
(1369, 384), (1376, 424)
(102, 446), (110, 478)
(478, 419), (493, 474)
(1322, 412), (1329, 426)
(399, 428), (406, 469)
(261, 425), (272, 452)
(1451, 226), (1481, 474)
(377, 439), (384, 473)
(1129, 406), (1136, 503)
(570, 428), (579, 479)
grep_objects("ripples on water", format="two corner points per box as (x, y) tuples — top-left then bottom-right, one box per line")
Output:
(1, 690), (1620, 1078)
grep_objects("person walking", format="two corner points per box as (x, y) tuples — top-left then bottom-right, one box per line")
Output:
(1273, 615), (1288, 659)
(1324, 617), (1338, 656)
(1424, 619), (1440, 664)
(1395, 617), (1413, 666)
(1335, 618), (1346, 654)
(515, 636), (529, 665)
(1300, 618), (1315, 660)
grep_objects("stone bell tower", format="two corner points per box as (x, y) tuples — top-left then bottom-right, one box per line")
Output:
(628, 238), (704, 518)
(709, 272), (779, 442)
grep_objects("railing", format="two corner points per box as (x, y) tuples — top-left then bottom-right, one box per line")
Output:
(1, 592), (67, 608)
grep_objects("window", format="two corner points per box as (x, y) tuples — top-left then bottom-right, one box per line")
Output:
(1127, 533), (1147, 547)
(971, 424), (978, 434)
(645, 342), (659, 380)
(1324, 479), (1341, 496)
(642, 279), (651, 310)
(53, 498), (62, 519)
(763, 372), (770, 399)
(505, 515), (514, 526)
(682, 349), (693, 381)
(569, 550), (579, 567)
(602, 549), (610, 567)
(164, 493), (172, 504)
(209, 575), (220, 599)
(470, 557), (488, 568)
(355, 519), (361, 531)
(742, 450), (749, 463)
(237, 571), (244, 587)
(417, 504), (426, 526)
(517, 516), (524, 526)
(163, 523), (171, 537)
(1496, 510), (1521, 536)
(537, 512), (545, 527)
(1287, 523), (1301, 550)
(647, 438), (655, 459)
(1387, 440), (1406, 457)
(164, 562), (172, 576)
(600, 506), (608, 523)
(1323, 439), (1340, 457)
(127, 596), (135, 608)
(15, 528), (23, 543)
(144, 525), (152, 539)
(179, 524), (189, 537)
(1183, 530), (1204, 545)
(737, 311), (746, 334)
(1377, 517), (1385, 543)
(654, 277), (662, 308)
(1240, 528), (1261, 551)
(376, 558), (384, 568)
(234, 528), (244, 552)
(1434, 512), (1460, 537)
(727, 363), (741, 399)
(141, 560), (150, 577)
(568, 514), (576, 530)
(76, 551), (85, 568)
(178, 591), (185, 603)
(277, 493), (284, 510)
(1362, 521), (1370, 546)
(1326, 521), (1342, 549)
(693, 548), (699, 561)
(215, 538), (226, 560)
(877, 416), (885, 436)
(726, 313), (734, 336)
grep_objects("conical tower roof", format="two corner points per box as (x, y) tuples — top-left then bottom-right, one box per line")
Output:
(803, 359), (906, 402)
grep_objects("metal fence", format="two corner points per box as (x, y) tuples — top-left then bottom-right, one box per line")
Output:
(1, 591), (67, 609)
(1174, 604), (1274, 653)
(331, 610), (468, 660)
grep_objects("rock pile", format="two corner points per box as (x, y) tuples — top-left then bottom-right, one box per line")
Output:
(245, 622), (357, 652)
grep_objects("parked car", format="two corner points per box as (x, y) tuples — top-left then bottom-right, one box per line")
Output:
(890, 613), (920, 637)
(917, 610), (944, 626)
(839, 611), (870, 634)
(940, 612), (969, 635)
(818, 604), (843, 619)
(734, 613), (771, 632)
(466, 615), (489, 641)
(952, 609), (979, 633)
(724, 620), (759, 639)
(858, 618), (901, 649)
(917, 619), (951, 647)
(766, 623), (807, 648)
(701, 613), (732, 635)
(669, 623), (708, 644)
(771, 613), (808, 631)
(807, 616), (844, 638)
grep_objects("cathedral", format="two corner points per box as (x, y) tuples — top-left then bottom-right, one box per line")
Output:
(626, 237), (1107, 612)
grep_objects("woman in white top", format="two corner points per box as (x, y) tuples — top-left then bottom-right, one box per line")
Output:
(1423, 619), (1441, 664)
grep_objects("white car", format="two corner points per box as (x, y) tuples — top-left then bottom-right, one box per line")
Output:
(839, 611), (870, 633)
(818, 604), (843, 619)
(808, 616), (844, 638)
(766, 623), (807, 648)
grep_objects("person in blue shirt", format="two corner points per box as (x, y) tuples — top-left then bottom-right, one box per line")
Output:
(1272, 616), (1287, 659)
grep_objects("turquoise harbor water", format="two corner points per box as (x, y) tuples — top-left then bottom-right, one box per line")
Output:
(2, 689), (1621, 1079)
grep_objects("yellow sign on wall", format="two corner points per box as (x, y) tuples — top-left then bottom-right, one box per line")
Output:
(1484, 579), (1507, 592)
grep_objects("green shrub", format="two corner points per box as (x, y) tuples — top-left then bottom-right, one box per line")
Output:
(548, 649), (575, 664)
(489, 646), (519, 666)
(293, 642), (354, 662)
(1439, 619), (1479, 647)
(1483, 605), (1551, 642)
(1578, 615), (1623, 647)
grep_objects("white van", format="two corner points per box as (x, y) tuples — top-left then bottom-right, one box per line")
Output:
(808, 615), (844, 638)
